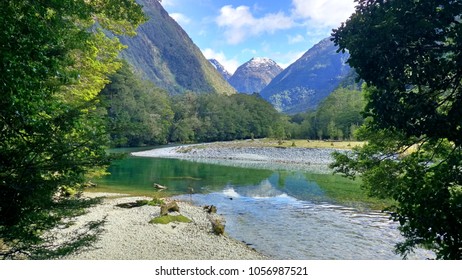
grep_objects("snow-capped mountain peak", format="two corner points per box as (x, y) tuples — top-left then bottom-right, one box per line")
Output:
(247, 57), (277, 67)
(228, 57), (283, 94)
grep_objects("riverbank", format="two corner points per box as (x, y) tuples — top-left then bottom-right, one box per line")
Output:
(132, 139), (352, 173)
(129, 140), (391, 210)
(55, 193), (267, 260)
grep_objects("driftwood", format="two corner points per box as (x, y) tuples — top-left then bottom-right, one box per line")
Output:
(153, 183), (167, 190)
(160, 201), (180, 216)
(83, 181), (97, 188)
(203, 205), (217, 214)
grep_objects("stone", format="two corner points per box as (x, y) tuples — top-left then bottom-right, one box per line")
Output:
(160, 201), (180, 216)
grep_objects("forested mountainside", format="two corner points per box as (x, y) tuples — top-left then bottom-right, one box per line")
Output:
(117, 0), (235, 95)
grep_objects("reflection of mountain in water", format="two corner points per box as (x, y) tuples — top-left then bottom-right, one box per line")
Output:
(232, 180), (284, 198)
(228, 172), (327, 203)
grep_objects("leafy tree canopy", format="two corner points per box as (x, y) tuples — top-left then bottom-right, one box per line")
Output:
(169, 93), (282, 144)
(0, 0), (144, 259)
(286, 87), (365, 141)
(333, 0), (462, 144)
(100, 61), (174, 147)
(331, 0), (462, 259)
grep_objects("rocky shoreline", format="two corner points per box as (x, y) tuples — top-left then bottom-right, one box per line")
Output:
(56, 193), (267, 260)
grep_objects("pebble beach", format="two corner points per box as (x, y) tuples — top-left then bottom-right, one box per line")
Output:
(57, 193), (267, 260)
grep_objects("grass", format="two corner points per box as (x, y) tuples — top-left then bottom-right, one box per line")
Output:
(143, 197), (166, 206)
(261, 139), (365, 149)
(149, 215), (192, 224)
(201, 138), (365, 150)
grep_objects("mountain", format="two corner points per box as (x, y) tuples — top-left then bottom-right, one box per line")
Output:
(260, 37), (350, 113)
(229, 58), (283, 94)
(117, 0), (235, 95)
(209, 59), (232, 81)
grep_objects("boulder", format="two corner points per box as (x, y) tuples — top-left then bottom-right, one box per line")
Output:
(210, 218), (225, 235)
(160, 201), (180, 216)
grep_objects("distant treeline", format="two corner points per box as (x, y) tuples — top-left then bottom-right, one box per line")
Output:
(99, 61), (283, 146)
(286, 87), (365, 141)
(100, 61), (366, 147)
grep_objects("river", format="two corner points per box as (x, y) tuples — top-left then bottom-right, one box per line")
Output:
(93, 151), (434, 260)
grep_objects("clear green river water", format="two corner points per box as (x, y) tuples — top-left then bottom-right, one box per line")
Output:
(93, 150), (434, 260)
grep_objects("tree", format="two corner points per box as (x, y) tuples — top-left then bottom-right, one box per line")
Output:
(331, 0), (462, 259)
(168, 93), (282, 143)
(0, 0), (145, 258)
(286, 87), (365, 140)
(101, 61), (173, 147)
(314, 88), (364, 140)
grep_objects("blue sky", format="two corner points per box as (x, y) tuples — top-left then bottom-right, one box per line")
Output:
(160, 0), (356, 74)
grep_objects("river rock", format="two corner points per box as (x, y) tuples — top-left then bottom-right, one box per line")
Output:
(160, 201), (180, 216)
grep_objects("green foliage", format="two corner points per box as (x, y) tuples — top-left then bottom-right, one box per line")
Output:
(333, 0), (462, 146)
(0, 0), (144, 259)
(100, 61), (174, 147)
(168, 93), (282, 144)
(101, 67), (282, 146)
(331, 0), (462, 259)
(287, 88), (365, 140)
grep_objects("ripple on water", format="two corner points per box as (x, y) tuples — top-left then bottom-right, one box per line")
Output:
(175, 189), (435, 260)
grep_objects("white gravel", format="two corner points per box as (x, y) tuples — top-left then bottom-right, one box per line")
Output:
(132, 142), (344, 173)
(54, 193), (267, 260)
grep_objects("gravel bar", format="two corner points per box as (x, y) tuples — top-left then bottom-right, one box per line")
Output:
(55, 193), (267, 260)
(132, 142), (346, 173)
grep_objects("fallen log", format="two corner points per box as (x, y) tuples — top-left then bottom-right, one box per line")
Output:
(153, 183), (167, 190)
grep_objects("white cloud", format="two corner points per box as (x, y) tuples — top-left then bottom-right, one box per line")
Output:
(276, 50), (306, 69)
(288, 34), (305, 44)
(159, 0), (175, 7)
(169, 13), (191, 25)
(202, 48), (240, 74)
(241, 48), (258, 55)
(214, 2), (355, 45)
(216, 5), (294, 45)
(292, 0), (355, 28)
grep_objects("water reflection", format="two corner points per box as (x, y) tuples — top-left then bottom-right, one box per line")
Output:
(96, 156), (434, 259)
(176, 184), (434, 260)
(95, 157), (274, 196)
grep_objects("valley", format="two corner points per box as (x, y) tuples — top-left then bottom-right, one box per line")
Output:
(116, 0), (355, 114)
(3, 0), (459, 263)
